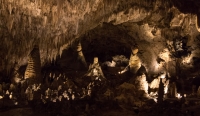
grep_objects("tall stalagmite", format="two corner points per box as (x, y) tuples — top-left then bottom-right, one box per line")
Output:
(24, 45), (41, 83)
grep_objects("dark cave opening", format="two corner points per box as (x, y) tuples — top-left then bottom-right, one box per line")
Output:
(81, 37), (132, 63)
(79, 23), (135, 63)
(54, 23), (135, 71)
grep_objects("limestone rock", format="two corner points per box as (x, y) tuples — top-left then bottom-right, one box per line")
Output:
(129, 51), (141, 74)
(24, 45), (41, 82)
(135, 73), (148, 96)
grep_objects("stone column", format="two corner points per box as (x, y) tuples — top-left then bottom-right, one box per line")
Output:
(158, 78), (164, 103)
(24, 45), (41, 84)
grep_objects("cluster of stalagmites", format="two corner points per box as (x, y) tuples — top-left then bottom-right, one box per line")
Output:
(1, 44), (200, 115)
(1, 47), (161, 102)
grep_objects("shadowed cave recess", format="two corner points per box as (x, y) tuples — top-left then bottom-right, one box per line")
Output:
(1, 0), (200, 116)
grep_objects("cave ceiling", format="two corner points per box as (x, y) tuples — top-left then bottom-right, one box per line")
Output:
(0, 0), (200, 76)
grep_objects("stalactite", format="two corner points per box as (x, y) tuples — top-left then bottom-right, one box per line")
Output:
(8, 3), (12, 15)
(7, 15), (14, 32)
(52, 5), (58, 25)
(43, 15), (47, 27)
(76, 20), (79, 34)
(28, 16), (31, 27)
(56, 0), (63, 18)
(0, 0), (175, 72)
(76, 42), (87, 68)
(195, 14), (200, 32)
(54, 36), (58, 48)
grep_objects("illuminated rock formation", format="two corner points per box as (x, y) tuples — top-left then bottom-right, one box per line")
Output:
(135, 73), (148, 97)
(149, 73), (169, 96)
(129, 48), (141, 74)
(169, 82), (177, 98)
(76, 42), (87, 68)
(118, 48), (141, 74)
(86, 57), (105, 80)
(24, 45), (41, 83)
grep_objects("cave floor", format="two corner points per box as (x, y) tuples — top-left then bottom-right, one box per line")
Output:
(1, 98), (200, 116)
(0, 104), (137, 116)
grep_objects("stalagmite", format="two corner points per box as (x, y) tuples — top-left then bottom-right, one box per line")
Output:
(118, 48), (141, 74)
(128, 48), (142, 74)
(76, 42), (87, 68)
(170, 82), (177, 98)
(24, 45), (41, 83)
(135, 73), (149, 97)
(86, 57), (105, 79)
(158, 78), (164, 103)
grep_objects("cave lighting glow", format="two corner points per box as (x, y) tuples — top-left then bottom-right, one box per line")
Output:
(164, 85), (168, 94)
(14, 102), (18, 105)
(176, 93), (182, 99)
(118, 66), (129, 74)
(160, 73), (166, 79)
(182, 54), (192, 64)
